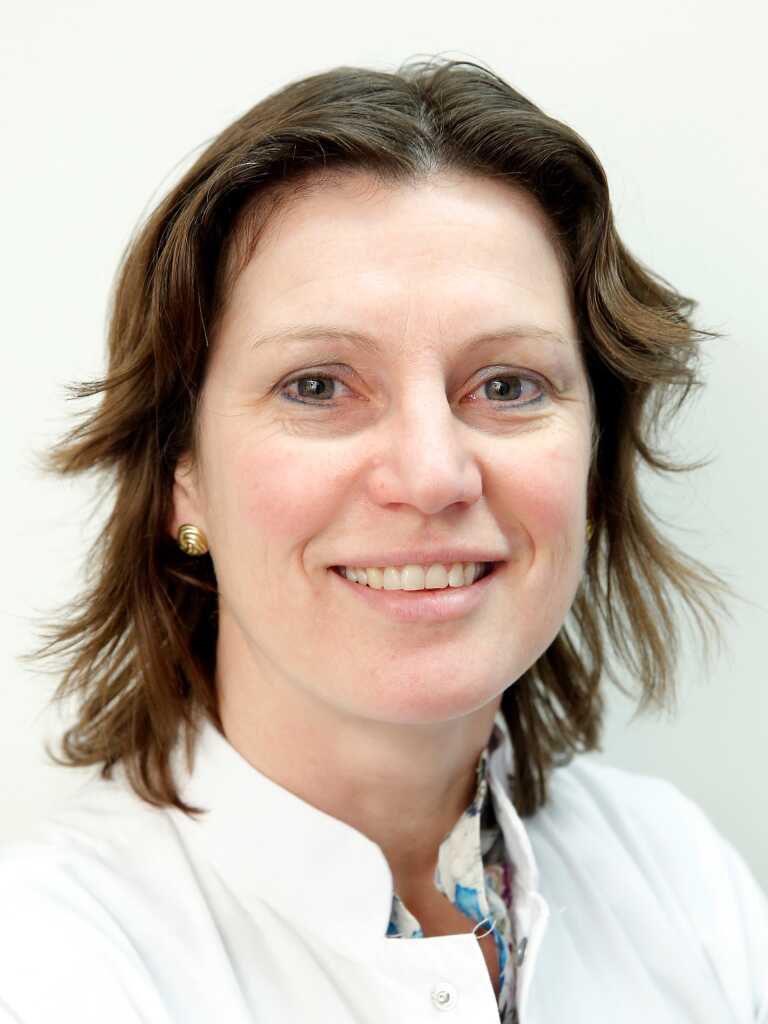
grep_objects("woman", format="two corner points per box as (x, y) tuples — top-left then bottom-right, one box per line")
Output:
(1, 57), (765, 1023)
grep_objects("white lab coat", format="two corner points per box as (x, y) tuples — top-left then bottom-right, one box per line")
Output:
(0, 711), (766, 1023)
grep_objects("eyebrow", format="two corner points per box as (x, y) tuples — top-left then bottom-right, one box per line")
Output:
(248, 323), (573, 354)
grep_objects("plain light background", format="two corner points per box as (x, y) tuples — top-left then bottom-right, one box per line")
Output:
(2, 1), (766, 891)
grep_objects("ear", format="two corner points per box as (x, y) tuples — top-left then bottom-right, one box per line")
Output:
(169, 451), (207, 541)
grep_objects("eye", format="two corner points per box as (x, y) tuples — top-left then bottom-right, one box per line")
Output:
(281, 374), (349, 403)
(278, 369), (548, 409)
(468, 373), (546, 407)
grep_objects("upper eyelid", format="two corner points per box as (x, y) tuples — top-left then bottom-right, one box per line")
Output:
(281, 364), (551, 387)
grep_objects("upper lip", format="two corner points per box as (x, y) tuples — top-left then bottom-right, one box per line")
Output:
(330, 548), (507, 568)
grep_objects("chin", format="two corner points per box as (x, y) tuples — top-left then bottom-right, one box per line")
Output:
(332, 672), (507, 727)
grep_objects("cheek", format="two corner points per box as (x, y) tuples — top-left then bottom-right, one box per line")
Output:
(495, 433), (589, 542)
(201, 432), (346, 612)
(231, 442), (346, 549)
(494, 433), (589, 633)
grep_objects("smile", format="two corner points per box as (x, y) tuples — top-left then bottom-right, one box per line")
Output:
(331, 561), (495, 591)
(328, 561), (504, 623)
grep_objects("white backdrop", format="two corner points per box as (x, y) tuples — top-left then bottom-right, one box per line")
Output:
(2, 0), (766, 890)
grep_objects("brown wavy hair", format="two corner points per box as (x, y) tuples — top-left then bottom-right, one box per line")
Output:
(33, 55), (731, 820)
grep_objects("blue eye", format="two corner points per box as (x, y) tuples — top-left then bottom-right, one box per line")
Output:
(283, 375), (346, 403)
(474, 375), (545, 406)
(279, 371), (547, 409)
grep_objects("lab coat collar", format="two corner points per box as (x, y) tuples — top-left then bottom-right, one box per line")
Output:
(168, 708), (541, 955)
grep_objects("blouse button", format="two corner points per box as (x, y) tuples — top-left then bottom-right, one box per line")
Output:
(430, 982), (458, 1011)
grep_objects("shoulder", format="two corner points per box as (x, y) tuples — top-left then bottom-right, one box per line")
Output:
(0, 773), (178, 1023)
(541, 754), (759, 894)
(534, 752), (724, 858)
(528, 754), (768, 1020)
(0, 768), (180, 897)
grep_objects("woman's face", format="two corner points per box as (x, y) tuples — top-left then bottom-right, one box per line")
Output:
(172, 170), (594, 725)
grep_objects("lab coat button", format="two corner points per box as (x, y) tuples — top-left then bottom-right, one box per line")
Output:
(430, 982), (458, 1011)
(515, 937), (528, 966)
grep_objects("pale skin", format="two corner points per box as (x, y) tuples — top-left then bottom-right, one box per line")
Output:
(171, 170), (594, 988)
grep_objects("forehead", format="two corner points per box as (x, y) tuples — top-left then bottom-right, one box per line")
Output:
(218, 170), (575, 347)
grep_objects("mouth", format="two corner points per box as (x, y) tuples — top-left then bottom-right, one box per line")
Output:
(329, 561), (500, 587)
(327, 560), (504, 623)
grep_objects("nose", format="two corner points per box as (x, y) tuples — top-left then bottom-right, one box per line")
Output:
(365, 384), (483, 515)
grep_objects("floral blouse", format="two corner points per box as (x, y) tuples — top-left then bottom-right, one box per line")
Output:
(385, 713), (520, 1022)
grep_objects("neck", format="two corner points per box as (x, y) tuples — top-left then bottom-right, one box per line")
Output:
(215, 625), (501, 894)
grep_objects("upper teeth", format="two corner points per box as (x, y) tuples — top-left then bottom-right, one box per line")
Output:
(340, 562), (486, 591)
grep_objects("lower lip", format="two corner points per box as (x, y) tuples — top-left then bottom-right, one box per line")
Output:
(327, 563), (503, 623)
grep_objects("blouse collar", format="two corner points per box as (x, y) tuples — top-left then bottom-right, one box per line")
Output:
(165, 708), (541, 956)
(389, 712), (505, 938)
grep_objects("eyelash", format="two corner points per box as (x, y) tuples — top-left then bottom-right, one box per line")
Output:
(279, 368), (549, 410)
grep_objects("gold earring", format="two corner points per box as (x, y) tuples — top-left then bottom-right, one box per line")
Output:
(586, 518), (594, 542)
(177, 524), (209, 556)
